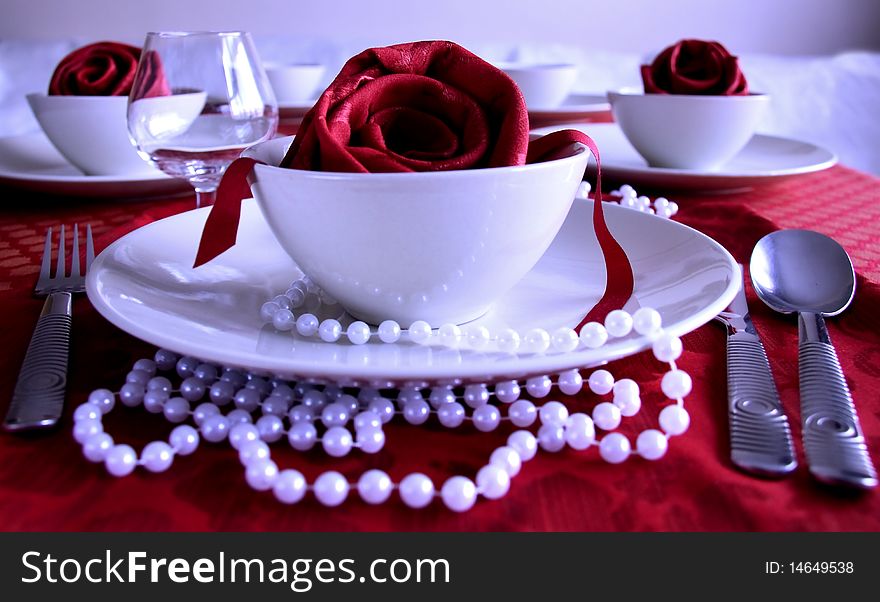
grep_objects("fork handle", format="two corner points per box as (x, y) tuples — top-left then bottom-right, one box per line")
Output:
(3, 292), (72, 431)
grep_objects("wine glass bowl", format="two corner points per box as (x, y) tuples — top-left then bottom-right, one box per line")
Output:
(127, 31), (278, 207)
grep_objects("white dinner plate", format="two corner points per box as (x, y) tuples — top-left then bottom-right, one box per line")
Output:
(87, 198), (737, 385)
(528, 93), (610, 128)
(532, 123), (838, 192)
(0, 132), (191, 199)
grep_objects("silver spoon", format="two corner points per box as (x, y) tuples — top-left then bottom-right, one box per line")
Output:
(750, 229), (876, 489)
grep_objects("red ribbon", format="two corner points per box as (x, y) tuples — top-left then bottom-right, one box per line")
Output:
(193, 130), (633, 328)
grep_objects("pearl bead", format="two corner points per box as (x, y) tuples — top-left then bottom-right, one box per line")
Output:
(288, 422), (317, 451)
(233, 388), (261, 412)
(141, 441), (174, 473)
(408, 320), (432, 344)
(592, 402), (622, 431)
(526, 375), (553, 398)
(225, 409), (253, 425)
(612, 379), (641, 416)
(652, 333), (683, 362)
(619, 184), (636, 197)
(74, 403), (102, 423)
(466, 325), (490, 350)
(105, 444), (137, 477)
(125, 369), (151, 385)
(245, 458), (278, 491)
(538, 424), (565, 452)
(539, 400), (569, 426)
(494, 380), (520, 403)
(377, 320), (401, 343)
(489, 446), (522, 477)
(272, 308), (295, 331)
(659, 405), (690, 436)
(636, 429), (669, 460)
(353, 411), (381, 432)
(314, 471), (349, 507)
(661, 370), (692, 399)
(272, 294), (292, 310)
(347, 321), (371, 345)
(133, 358), (157, 376)
(73, 418), (102, 444)
(302, 389), (328, 409)
(599, 433), (631, 464)
(557, 369), (583, 395)
(321, 403), (350, 427)
(507, 430), (538, 461)
(428, 387), (456, 408)
(476, 465), (510, 500)
(147, 376), (173, 393)
(209, 380), (235, 406)
(588, 369), (614, 395)
(615, 394), (641, 417)
(654, 197), (669, 210)
(437, 402), (465, 428)
(288, 404), (315, 423)
(179, 377), (205, 402)
(287, 288), (306, 308)
(551, 327), (579, 352)
(295, 313), (319, 337)
(192, 402), (220, 426)
(397, 386), (423, 406)
(356, 428), (385, 453)
(441, 476), (477, 512)
(256, 415), (284, 443)
(632, 307), (662, 335)
(367, 398), (395, 424)
(162, 397), (190, 423)
(229, 423), (260, 450)
(322, 426), (353, 457)
(82, 432), (113, 462)
(472, 404), (501, 432)
(118, 383), (145, 407)
(220, 369), (246, 388)
(564, 413), (595, 450)
(153, 349), (178, 371)
(143, 390), (168, 414)
(273, 469), (307, 504)
(463, 384), (489, 408)
(604, 310), (633, 337)
(200, 414), (230, 443)
(399, 473), (434, 509)
(169, 425), (199, 455)
(579, 322), (608, 348)
(176, 356), (199, 378)
(523, 328), (550, 353)
(272, 384), (295, 402)
(88, 389), (115, 414)
(495, 328), (521, 353)
(403, 399), (430, 425)
(358, 469), (393, 505)
(667, 201), (679, 215)
(437, 323), (462, 348)
(576, 181), (592, 198)
(261, 396), (290, 417)
(508, 399), (537, 427)
(322, 384), (343, 400)
(318, 319), (342, 343)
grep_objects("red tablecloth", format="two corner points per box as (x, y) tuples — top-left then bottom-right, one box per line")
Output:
(0, 164), (878, 532)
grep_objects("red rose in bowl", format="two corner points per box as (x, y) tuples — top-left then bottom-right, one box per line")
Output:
(641, 39), (748, 96)
(49, 41), (170, 98)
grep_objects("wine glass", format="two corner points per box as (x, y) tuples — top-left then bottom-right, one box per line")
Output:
(127, 31), (278, 208)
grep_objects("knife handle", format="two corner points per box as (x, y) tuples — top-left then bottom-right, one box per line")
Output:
(727, 332), (797, 476)
(798, 312), (877, 489)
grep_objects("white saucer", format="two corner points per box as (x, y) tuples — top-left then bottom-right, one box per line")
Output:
(528, 93), (610, 127)
(87, 197), (737, 385)
(0, 132), (191, 199)
(532, 123), (838, 192)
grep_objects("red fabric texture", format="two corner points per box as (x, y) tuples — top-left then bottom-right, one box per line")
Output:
(0, 165), (878, 532)
(49, 42), (141, 96)
(641, 39), (748, 95)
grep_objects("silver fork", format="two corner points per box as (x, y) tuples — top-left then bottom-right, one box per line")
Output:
(3, 224), (94, 431)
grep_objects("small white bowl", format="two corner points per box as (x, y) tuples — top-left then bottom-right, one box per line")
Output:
(264, 63), (325, 105)
(608, 88), (769, 171)
(26, 94), (157, 176)
(494, 62), (577, 110)
(243, 136), (590, 325)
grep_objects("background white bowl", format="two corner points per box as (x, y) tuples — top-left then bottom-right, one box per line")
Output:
(264, 63), (325, 104)
(243, 136), (590, 325)
(608, 89), (769, 171)
(26, 93), (156, 176)
(495, 62), (577, 109)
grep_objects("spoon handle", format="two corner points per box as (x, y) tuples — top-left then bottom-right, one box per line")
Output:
(798, 312), (877, 489)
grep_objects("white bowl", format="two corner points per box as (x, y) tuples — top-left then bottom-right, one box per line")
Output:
(494, 62), (577, 110)
(243, 136), (590, 325)
(608, 88), (769, 171)
(264, 63), (325, 105)
(27, 94), (156, 176)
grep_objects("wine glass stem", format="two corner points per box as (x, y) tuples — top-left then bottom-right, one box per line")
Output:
(194, 186), (217, 209)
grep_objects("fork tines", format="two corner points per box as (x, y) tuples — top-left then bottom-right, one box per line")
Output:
(36, 223), (93, 296)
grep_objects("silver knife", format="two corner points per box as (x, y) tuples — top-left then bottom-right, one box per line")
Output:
(716, 265), (797, 476)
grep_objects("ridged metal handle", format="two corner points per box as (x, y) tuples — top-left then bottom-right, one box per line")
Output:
(727, 332), (797, 476)
(3, 292), (72, 431)
(798, 312), (877, 489)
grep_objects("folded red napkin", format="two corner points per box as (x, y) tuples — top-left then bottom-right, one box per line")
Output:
(641, 39), (748, 95)
(48, 41), (170, 98)
(195, 41), (633, 326)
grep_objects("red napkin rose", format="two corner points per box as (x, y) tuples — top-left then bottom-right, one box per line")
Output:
(641, 39), (748, 96)
(48, 41), (170, 98)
